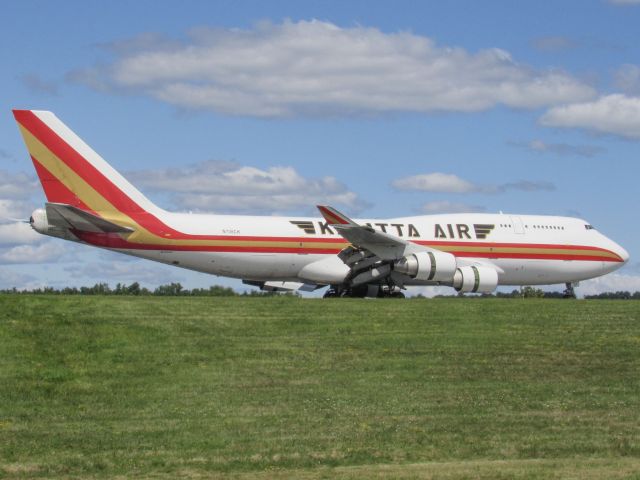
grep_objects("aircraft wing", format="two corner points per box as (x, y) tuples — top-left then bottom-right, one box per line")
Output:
(45, 203), (134, 234)
(317, 205), (503, 292)
(317, 205), (426, 260)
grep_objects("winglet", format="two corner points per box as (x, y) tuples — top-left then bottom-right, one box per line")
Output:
(317, 205), (357, 226)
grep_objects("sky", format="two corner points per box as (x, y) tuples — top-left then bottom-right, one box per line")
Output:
(1, 0), (639, 296)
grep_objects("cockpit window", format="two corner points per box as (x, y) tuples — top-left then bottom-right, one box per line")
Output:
(585, 224), (595, 230)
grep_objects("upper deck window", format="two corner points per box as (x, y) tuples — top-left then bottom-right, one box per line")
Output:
(585, 224), (595, 230)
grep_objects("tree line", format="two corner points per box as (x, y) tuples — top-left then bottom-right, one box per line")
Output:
(0, 282), (285, 297)
(1, 282), (640, 299)
(430, 286), (640, 299)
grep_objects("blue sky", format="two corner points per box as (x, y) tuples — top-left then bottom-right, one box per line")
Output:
(1, 0), (639, 295)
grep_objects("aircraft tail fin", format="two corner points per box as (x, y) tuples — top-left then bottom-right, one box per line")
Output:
(12, 110), (160, 218)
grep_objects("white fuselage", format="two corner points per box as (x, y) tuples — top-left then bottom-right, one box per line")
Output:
(95, 211), (628, 287)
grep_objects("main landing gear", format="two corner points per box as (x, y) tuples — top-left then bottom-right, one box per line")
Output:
(323, 284), (405, 298)
(563, 282), (577, 299)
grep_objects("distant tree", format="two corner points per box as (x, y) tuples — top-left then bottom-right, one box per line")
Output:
(521, 286), (545, 298)
(543, 291), (565, 299)
(79, 282), (111, 295)
(154, 283), (184, 296)
(585, 290), (632, 300)
(126, 282), (141, 296)
(207, 285), (236, 296)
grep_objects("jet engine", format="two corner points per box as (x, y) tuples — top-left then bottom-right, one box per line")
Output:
(452, 265), (499, 293)
(394, 250), (457, 282)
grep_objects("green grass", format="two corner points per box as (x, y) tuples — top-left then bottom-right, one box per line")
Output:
(1, 296), (639, 478)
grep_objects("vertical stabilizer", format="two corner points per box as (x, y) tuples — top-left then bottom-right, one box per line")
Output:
(13, 110), (160, 217)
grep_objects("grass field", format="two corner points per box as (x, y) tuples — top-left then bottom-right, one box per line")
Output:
(1, 296), (639, 479)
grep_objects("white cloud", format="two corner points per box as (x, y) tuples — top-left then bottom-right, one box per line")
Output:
(0, 171), (42, 250)
(392, 173), (477, 193)
(540, 94), (640, 139)
(421, 201), (486, 214)
(0, 170), (39, 201)
(0, 267), (37, 289)
(0, 170), (60, 264)
(579, 274), (640, 295)
(509, 139), (605, 157)
(532, 36), (576, 52)
(0, 199), (33, 221)
(614, 64), (640, 95)
(0, 170), (40, 229)
(128, 160), (368, 214)
(392, 172), (555, 194)
(499, 180), (556, 192)
(21, 74), (58, 96)
(0, 241), (66, 264)
(0, 222), (41, 246)
(70, 20), (596, 117)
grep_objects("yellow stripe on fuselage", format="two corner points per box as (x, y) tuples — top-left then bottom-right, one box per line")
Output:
(433, 243), (619, 260)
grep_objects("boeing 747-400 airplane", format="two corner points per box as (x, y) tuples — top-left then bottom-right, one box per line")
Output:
(12, 110), (629, 297)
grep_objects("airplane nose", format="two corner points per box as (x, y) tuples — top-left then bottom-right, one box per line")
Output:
(617, 245), (630, 264)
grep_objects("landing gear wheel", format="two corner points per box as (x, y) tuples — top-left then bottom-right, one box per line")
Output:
(347, 285), (368, 298)
(323, 289), (339, 298)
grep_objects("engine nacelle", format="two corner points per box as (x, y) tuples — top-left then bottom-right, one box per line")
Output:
(30, 208), (50, 234)
(394, 250), (457, 282)
(298, 255), (350, 284)
(452, 265), (499, 294)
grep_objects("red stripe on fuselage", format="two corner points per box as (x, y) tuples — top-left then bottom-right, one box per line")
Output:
(72, 231), (622, 262)
(414, 240), (613, 252)
(73, 231), (344, 254)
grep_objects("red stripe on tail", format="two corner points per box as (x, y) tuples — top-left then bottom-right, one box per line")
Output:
(31, 157), (93, 212)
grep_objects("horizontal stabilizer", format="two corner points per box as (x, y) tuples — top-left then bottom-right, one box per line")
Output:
(45, 203), (134, 234)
